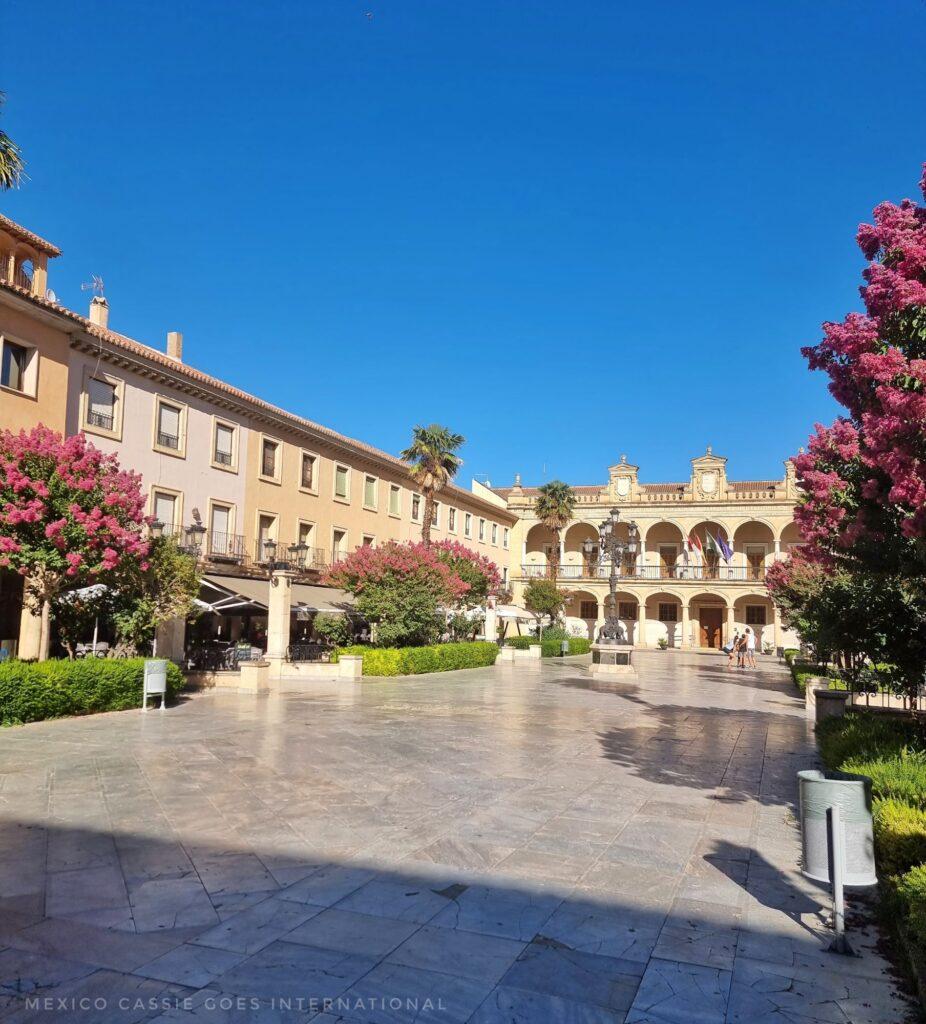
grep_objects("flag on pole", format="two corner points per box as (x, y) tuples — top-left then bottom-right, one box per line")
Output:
(705, 533), (721, 558)
(717, 534), (733, 562)
(687, 534), (703, 565)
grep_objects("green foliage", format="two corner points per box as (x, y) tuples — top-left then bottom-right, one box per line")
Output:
(313, 613), (352, 647)
(505, 636), (534, 650)
(336, 641), (498, 677)
(357, 574), (445, 647)
(568, 637), (591, 655)
(448, 611), (482, 642)
(874, 799), (926, 878)
(540, 625), (570, 641)
(894, 865), (926, 959)
(504, 635), (590, 656)
(789, 661), (832, 694)
(0, 658), (185, 725)
(523, 578), (566, 633)
(400, 424), (465, 543)
(657, 637), (668, 650)
(783, 648), (800, 664)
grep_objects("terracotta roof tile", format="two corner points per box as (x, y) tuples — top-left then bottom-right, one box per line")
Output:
(0, 213), (61, 257)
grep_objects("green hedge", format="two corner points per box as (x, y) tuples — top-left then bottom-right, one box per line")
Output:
(816, 711), (926, 1002)
(789, 660), (833, 694)
(335, 641), (498, 677)
(504, 636), (591, 656)
(0, 658), (186, 726)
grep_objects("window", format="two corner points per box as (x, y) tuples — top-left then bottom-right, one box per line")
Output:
(478, 518), (486, 542)
(212, 422), (235, 468)
(257, 514), (277, 561)
(580, 600), (597, 619)
(334, 464), (350, 501)
(152, 491), (178, 530)
(298, 521), (314, 547)
(464, 513), (472, 538)
(363, 475), (377, 510)
(411, 494), (422, 522)
(503, 527), (510, 549)
(209, 504), (239, 560)
(362, 534), (375, 547)
(300, 452), (317, 491)
(156, 400), (183, 452)
(448, 508), (456, 533)
(658, 603), (678, 622)
(746, 605), (767, 625)
(491, 523), (498, 545)
(261, 438), (280, 480)
(0, 339), (29, 393)
(389, 485), (401, 517)
(86, 378), (116, 431)
(332, 528), (347, 561)
(618, 601), (638, 620)
(502, 567), (508, 585)
(432, 502), (440, 529)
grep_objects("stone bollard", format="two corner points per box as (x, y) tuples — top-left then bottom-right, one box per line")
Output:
(338, 655), (363, 680)
(239, 660), (270, 693)
(814, 687), (848, 724)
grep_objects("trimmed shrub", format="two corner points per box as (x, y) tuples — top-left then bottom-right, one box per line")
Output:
(335, 641), (498, 677)
(568, 637), (592, 655)
(789, 660), (833, 694)
(783, 648), (800, 664)
(874, 799), (926, 878)
(0, 658), (185, 725)
(504, 636), (590, 656)
(505, 636), (535, 650)
(895, 865), (926, 958)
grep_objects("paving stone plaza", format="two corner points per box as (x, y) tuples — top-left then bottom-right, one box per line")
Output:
(0, 653), (912, 1023)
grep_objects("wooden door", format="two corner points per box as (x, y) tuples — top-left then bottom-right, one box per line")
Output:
(700, 607), (723, 648)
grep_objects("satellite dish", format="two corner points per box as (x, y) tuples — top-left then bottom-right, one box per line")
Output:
(45, 288), (58, 303)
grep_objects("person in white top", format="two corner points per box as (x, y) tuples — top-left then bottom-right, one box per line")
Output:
(744, 626), (757, 668)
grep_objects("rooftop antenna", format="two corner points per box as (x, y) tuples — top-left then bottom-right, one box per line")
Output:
(81, 275), (105, 297)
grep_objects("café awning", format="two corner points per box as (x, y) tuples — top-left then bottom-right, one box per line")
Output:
(199, 575), (354, 616)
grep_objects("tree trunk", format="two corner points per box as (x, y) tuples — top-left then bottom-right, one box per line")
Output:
(39, 598), (51, 662)
(548, 528), (560, 579)
(422, 491), (434, 546)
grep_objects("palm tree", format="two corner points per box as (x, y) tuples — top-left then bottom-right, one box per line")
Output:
(0, 93), (25, 191)
(534, 480), (576, 579)
(400, 424), (465, 545)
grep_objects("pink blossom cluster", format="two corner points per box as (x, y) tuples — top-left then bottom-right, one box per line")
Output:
(795, 162), (926, 550)
(430, 538), (503, 592)
(323, 540), (486, 605)
(0, 425), (149, 584)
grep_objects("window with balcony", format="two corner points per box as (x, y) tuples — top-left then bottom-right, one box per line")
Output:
(261, 438), (280, 480)
(85, 377), (117, 432)
(155, 400), (183, 453)
(332, 528), (347, 562)
(257, 514), (277, 562)
(334, 464), (350, 501)
(464, 512), (472, 538)
(213, 422), (236, 469)
(1, 337), (36, 396)
(389, 485), (401, 517)
(448, 507), (456, 533)
(411, 494), (421, 522)
(152, 490), (179, 533)
(300, 452), (317, 491)
(208, 503), (239, 560)
(363, 475), (377, 510)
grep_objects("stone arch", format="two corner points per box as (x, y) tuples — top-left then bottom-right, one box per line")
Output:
(563, 522), (599, 576)
(688, 590), (728, 650)
(643, 589), (685, 648)
(564, 588), (600, 640)
(779, 521), (802, 550)
(734, 592), (774, 650)
(524, 523), (556, 573)
(642, 521), (685, 578)
(733, 520), (776, 580)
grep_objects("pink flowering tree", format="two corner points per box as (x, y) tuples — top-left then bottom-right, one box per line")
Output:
(324, 540), (493, 647)
(431, 539), (502, 608)
(774, 163), (926, 697)
(0, 426), (149, 659)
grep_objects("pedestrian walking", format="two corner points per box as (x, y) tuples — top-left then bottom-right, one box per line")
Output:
(724, 628), (739, 669)
(745, 626), (757, 668)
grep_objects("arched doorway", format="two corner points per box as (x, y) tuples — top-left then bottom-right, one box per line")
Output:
(689, 591), (727, 649)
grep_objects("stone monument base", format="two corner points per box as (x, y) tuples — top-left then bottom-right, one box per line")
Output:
(589, 643), (636, 676)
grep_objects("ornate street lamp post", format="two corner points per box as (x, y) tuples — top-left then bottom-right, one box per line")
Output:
(583, 508), (639, 644)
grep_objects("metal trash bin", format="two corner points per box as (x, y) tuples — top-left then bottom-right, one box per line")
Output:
(560, 640), (570, 658)
(798, 769), (876, 887)
(143, 658), (168, 711)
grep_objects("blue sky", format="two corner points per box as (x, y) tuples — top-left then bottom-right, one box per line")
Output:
(2, 1), (924, 487)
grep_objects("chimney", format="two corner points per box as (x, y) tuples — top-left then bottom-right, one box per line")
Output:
(166, 331), (183, 362)
(89, 295), (109, 329)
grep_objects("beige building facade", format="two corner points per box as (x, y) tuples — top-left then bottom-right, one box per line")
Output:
(494, 450), (800, 650)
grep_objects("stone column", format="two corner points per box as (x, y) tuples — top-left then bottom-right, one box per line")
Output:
(594, 598), (606, 642)
(773, 539), (781, 560)
(266, 570), (295, 678)
(726, 604), (735, 644)
(773, 605), (782, 649)
(484, 597), (498, 644)
(637, 599), (648, 647)
(681, 602), (691, 649)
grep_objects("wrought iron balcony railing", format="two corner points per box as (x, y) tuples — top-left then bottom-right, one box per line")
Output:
(519, 563), (767, 582)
